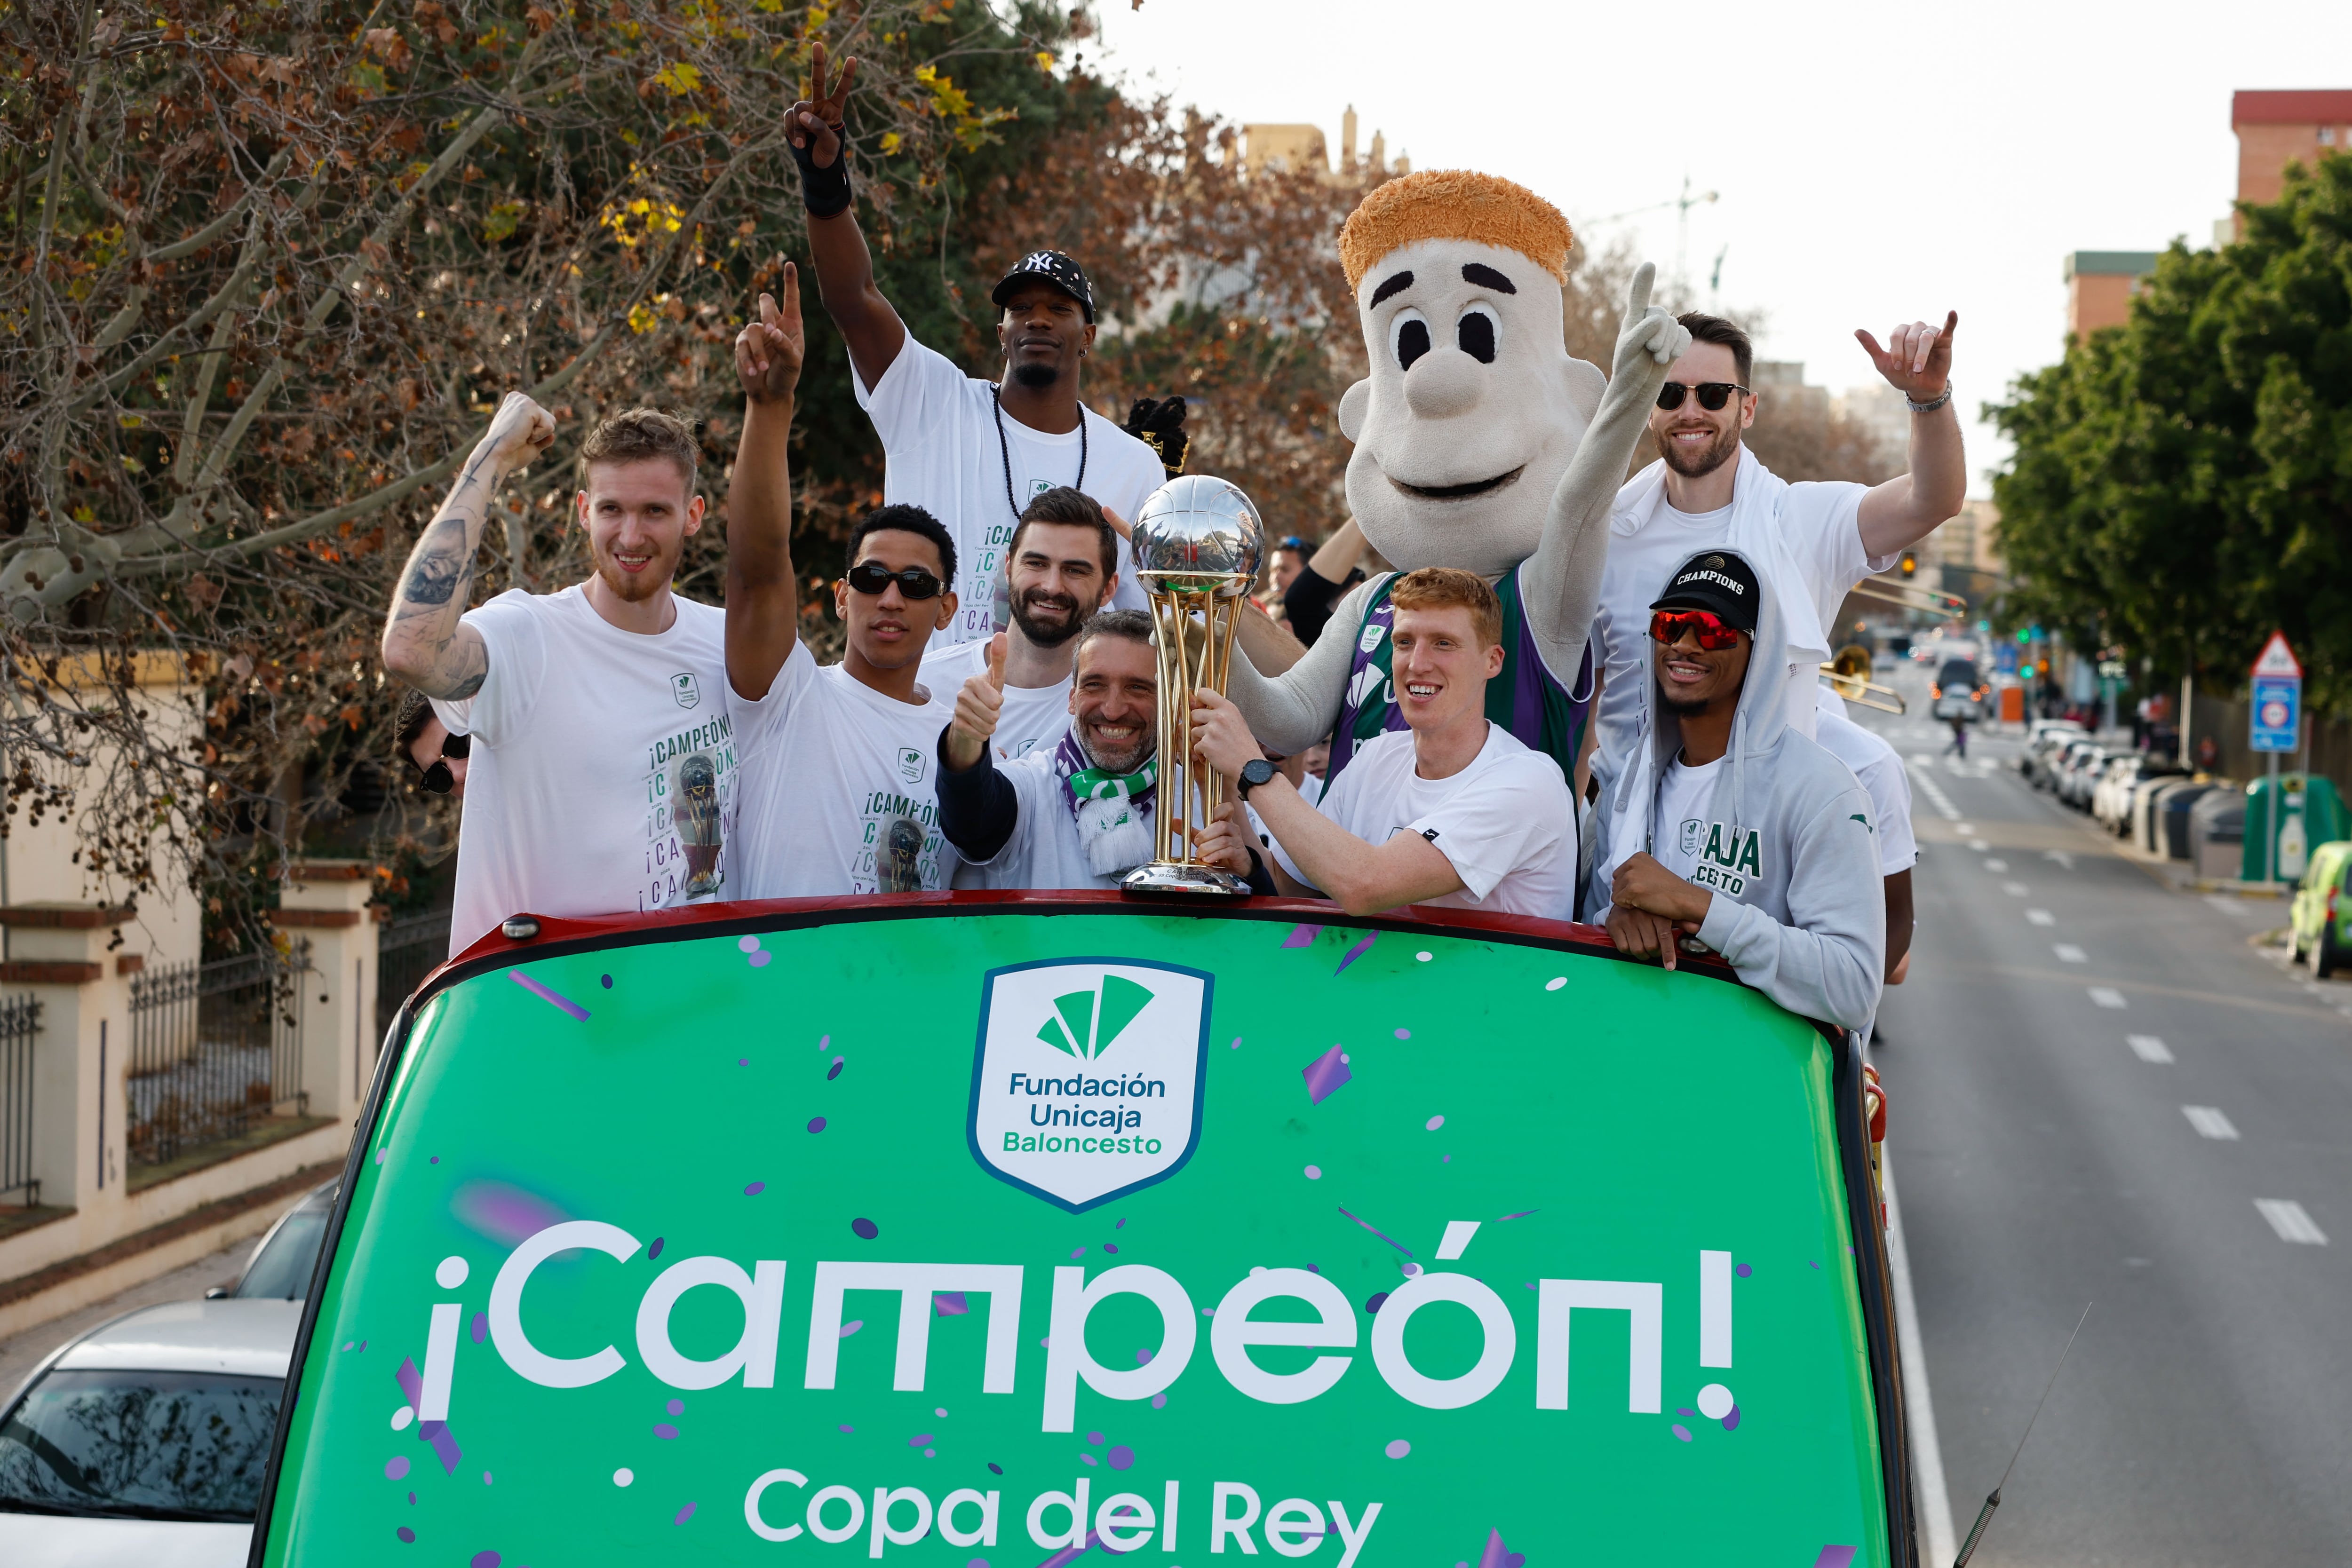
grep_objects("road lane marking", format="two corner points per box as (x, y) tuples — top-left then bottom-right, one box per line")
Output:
(2055, 944), (2088, 963)
(2044, 850), (2076, 871)
(1906, 763), (1964, 820)
(1881, 1151), (1959, 1564)
(1969, 839), (1991, 852)
(2089, 987), (2128, 1008)
(2204, 895), (2261, 919)
(2255, 1199), (2328, 1245)
(1985, 858), (2009, 872)
(2002, 881), (2030, 896)
(1955, 823), (1976, 836)
(2126, 1034), (2174, 1062)
(2027, 909), (2055, 926)
(2182, 1106), (2240, 1140)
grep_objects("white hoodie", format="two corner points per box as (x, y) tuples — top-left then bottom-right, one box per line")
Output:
(1586, 551), (1885, 1030)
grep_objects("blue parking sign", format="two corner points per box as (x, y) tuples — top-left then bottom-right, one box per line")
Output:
(2251, 674), (2300, 752)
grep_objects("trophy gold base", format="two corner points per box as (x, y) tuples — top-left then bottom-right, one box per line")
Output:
(1120, 862), (1252, 898)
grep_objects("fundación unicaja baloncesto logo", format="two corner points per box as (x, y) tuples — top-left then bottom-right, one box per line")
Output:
(968, 959), (1211, 1212)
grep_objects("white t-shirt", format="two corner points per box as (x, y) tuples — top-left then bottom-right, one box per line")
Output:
(855, 336), (1160, 647)
(729, 643), (962, 897)
(1652, 753), (1730, 889)
(917, 638), (1072, 762)
(1592, 476), (1891, 748)
(1813, 685), (1918, 876)
(434, 586), (735, 956)
(1271, 725), (1576, 919)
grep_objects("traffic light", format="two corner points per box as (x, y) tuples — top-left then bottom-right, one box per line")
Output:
(1898, 551), (1917, 579)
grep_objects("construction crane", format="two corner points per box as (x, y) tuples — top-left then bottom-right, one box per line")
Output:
(1599, 176), (1719, 301)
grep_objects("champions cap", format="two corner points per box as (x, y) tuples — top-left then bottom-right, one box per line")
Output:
(993, 251), (1096, 322)
(1651, 551), (1761, 634)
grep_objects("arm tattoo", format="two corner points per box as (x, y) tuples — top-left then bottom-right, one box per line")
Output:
(403, 546), (470, 605)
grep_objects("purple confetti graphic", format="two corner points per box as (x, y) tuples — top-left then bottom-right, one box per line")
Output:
(1135, 1348), (1152, 1365)
(1475, 1529), (1525, 1568)
(739, 936), (761, 952)
(1365, 1291), (1389, 1314)
(1495, 1210), (1538, 1222)
(1151, 1394), (1167, 1410)
(649, 1237), (666, 1260)
(1394, 1028), (1411, 1039)
(808, 1117), (828, 1133)
(852, 1217), (879, 1240)
(1107, 1446), (1134, 1470)
(385, 1456), (410, 1480)
(601, 974), (613, 988)
(676, 1503), (699, 1526)
(397, 1527), (415, 1544)
(395, 1359), (463, 1474)
(840, 1320), (864, 1338)
(508, 970), (589, 1019)
(1281, 924), (1324, 949)
(655, 1424), (679, 1440)
(828, 1058), (845, 1080)
(1384, 1439), (1409, 1459)
(1038, 1529), (1116, 1568)
(450, 1180), (568, 1247)
(1088, 1432), (1104, 1444)
(745, 1181), (767, 1196)
(471, 1552), (500, 1568)
(1670, 1424), (1692, 1442)
(668, 1399), (684, 1416)
(1071, 1247), (1086, 1259)
(1079, 1453), (1097, 1467)
(1334, 933), (1378, 974)
(1723, 1405), (1741, 1431)
(1736, 1263), (1752, 1277)
(1302, 1045), (1353, 1105)
(469, 1313), (487, 1345)
(934, 1291), (969, 1317)
(1103, 1243), (1119, 1254)
(1814, 1550), (1857, 1568)
(1337, 1206), (1414, 1258)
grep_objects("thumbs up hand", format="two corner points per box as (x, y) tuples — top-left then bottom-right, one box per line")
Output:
(946, 634), (1007, 772)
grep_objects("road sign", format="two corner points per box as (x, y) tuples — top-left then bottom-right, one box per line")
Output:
(2252, 630), (2302, 679)
(2250, 632), (2302, 754)
(2252, 676), (2300, 752)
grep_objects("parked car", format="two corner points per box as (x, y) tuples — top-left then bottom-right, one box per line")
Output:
(2289, 840), (2352, 976)
(2091, 756), (2142, 830)
(207, 1179), (337, 1302)
(2021, 720), (2086, 782)
(0, 1296), (299, 1565)
(2056, 742), (2109, 808)
(1930, 657), (1991, 722)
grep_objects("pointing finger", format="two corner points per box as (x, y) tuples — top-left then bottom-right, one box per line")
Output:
(1627, 261), (1655, 318)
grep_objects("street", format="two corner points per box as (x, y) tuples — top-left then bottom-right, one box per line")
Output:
(1862, 673), (2352, 1564)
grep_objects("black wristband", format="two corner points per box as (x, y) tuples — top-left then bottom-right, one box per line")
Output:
(789, 121), (853, 218)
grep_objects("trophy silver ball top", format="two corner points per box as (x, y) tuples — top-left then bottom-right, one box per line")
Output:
(1130, 475), (1266, 598)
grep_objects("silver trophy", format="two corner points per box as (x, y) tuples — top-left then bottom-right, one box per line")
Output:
(1121, 475), (1268, 898)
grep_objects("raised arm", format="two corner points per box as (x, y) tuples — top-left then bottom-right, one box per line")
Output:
(725, 264), (808, 701)
(1853, 312), (1964, 557)
(788, 46), (906, 395)
(380, 393), (554, 699)
(1522, 263), (1689, 678)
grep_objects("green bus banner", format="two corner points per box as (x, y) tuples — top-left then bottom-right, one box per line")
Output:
(254, 900), (1903, 1566)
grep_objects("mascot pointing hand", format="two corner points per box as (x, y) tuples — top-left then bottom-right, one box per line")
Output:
(1227, 171), (1689, 800)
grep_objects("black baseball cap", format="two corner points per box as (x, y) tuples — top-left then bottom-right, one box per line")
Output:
(993, 251), (1095, 322)
(1651, 550), (1761, 634)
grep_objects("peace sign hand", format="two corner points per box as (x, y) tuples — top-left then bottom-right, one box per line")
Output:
(787, 43), (859, 169)
(733, 261), (806, 405)
(1856, 311), (1958, 402)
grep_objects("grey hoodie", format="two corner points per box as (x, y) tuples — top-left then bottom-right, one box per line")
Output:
(1586, 550), (1885, 1030)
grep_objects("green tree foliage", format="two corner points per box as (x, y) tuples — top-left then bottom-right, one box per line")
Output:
(1992, 155), (2352, 707)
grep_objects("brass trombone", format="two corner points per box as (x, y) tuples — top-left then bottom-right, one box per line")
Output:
(1821, 665), (1908, 715)
(1847, 577), (1968, 617)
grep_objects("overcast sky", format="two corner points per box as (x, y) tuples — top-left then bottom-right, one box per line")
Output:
(1080, 0), (2352, 497)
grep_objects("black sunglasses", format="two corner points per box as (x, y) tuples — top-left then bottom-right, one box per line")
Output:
(845, 561), (946, 600)
(415, 731), (470, 796)
(1656, 381), (1751, 412)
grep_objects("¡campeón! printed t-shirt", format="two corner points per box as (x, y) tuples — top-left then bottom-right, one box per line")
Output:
(436, 585), (736, 956)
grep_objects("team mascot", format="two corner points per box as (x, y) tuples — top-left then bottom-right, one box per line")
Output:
(1227, 171), (1688, 795)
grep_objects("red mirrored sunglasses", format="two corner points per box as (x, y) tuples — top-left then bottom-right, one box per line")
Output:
(1649, 609), (1744, 651)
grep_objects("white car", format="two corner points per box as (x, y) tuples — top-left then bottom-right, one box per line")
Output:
(0, 1291), (302, 1564)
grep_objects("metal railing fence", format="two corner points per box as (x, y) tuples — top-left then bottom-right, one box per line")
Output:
(375, 910), (451, 1036)
(0, 994), (40, 1204)
(126, 943), (308, 1171)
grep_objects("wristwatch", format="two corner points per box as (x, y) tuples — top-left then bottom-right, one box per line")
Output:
(1236, 758), (1277, 799)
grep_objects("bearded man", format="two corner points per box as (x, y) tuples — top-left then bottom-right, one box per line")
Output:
(935, 610), (1258, 891)
(381, 398), (736, 955)
(917, 487), (1120, 762)
(1589, 309), (1963, 771)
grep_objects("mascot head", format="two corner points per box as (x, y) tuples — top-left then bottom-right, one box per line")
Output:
(1337, 171), (1608, 580)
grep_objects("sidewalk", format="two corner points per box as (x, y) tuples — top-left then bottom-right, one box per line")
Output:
(0, 1233), (253, 1395)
